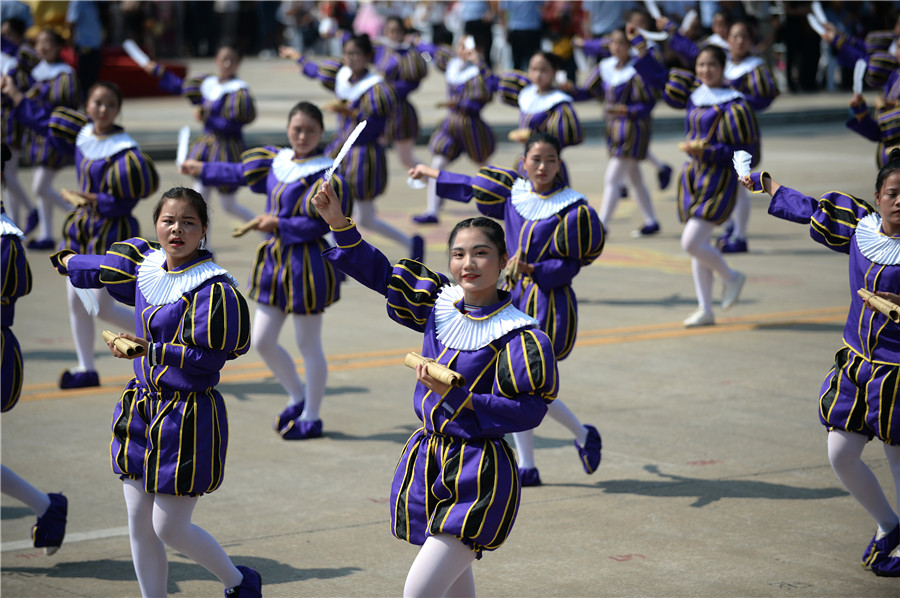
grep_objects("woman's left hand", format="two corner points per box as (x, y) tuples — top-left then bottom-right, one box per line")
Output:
(256, 214), (279, 233)
(106, 332), (150, 360)
(70, 190), (98, 204)
(415, 362), (449, 395)
(517, 259), (535, 275)
(866, 291), (900, 311)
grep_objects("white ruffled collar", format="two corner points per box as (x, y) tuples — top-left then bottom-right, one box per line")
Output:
(690, 84), (743, 107)
(445, 57), (480, 86)
(433, 285), (538, 351)
(517, 84), (573, 114)
(200, 75), (248, 102)
(510, 178), (585, 221)
(1, 51), (17, 76)
(334, 66), (383, 102)
(856, 212), (900, 266)
(31, 60), (74, 81)
(725, 56), (764, 82)
(272, 148), (332, 184)
(599, 56), (637, 87)
(76, 123), (138, 161)
(0, 212), (24, 239)
(138, 248), (238, 305)
(706, 33), (730, 50)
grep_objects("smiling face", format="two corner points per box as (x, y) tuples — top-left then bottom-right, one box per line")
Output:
(528, 54), (556, 91)
(155, 197), (207, 270)
(449, 227), (507, 306)
(287, 110), (323, 158)
(524, 141), (561, 194)
(696, 49), (725, 88)
(876, 171), (900, 236)
(35, 31), (61, 62)
(86, 86), (121, 134)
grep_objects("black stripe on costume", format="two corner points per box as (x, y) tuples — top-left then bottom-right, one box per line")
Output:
(459, 442), (495, 540)
(208, 389), (224, 492)
(845, 352), (868, 433)
(495, 330), (546, 397)
(558, 287), (578, 360)
(877, 365), (898, 443)
(392, 433), (424, 541)
(175, 393), (197, 495)
(488, 440), (520, 548)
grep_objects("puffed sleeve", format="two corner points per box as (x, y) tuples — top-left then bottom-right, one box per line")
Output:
(179, 280), (251, 358)
(97, 149), (160, 219)
(1, 235), (32, 302)
(39, 70), (80, 110)
(180, 73), (205, 105)
(324, 222), (450, 332)
(767, 187), (875, 254)
(543, 102), (584, 147)
(296, 56), (341, 92)
(398, 50), (428, 82)
(550, 202), (605, 265)
(47, 106), (87, 153)
(429, 45), (455, 72)
(732, 65), (779, 111)
(662, 68), (697, 110)
(437, 327), (559, 436)
(457, 67), (493, 114)
(279, 174), (351, 246)
(471, 166), (517, 220)
(205, 87), (256, 134)
(701, 100), (758, 165)
(864, 51), (897, 91)
(54, 237), (156, 305)
(359, 81), (396, 119)
(496, 70), (529, 107)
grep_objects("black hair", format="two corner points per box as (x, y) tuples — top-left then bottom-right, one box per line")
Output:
(87, 81), (123, 109)
(530, 50), (562, 71)
(448, 217), (507, 256)
(697, 44), (728, 69)
(384, 16), (406, 33)
(876, 149), (900, 192)
(728, 19), (757, 42)
(288, 101), (324, 129)
(38, 28), (65, 48)
(345, 33), (374, 60)
(524, 131), (562, 159)
(152, 187), (210, 229)
(1, 18), (27, 38)
(218, 44), (243, 61)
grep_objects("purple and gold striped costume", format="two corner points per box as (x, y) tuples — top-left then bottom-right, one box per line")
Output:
(497, 72), (583, 149)
(152, 65), (256, 193)
(576, 56), (656, 160)
(200, 147), (351, 314)
(18, 60), (80, 169)
(375, 43), (428, 142)
(435, 168), (605, 360)
(763, 185), (900, 444)
(13, 99), (159, 254)
(848, 96), (900, 169)
(295, 56), (396, 201)
(635, 54), (759, 225)
(426, 46), (495, 164)
(324, 223), (558, 555)
(1, 215), (30, 412)
(1, 38), (39, 150)
(53, 239), (252, 494)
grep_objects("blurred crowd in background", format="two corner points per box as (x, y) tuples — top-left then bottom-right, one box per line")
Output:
(2, 0), (899, 97)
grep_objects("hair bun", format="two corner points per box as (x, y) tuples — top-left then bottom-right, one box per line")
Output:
(890, 148), (900, 164)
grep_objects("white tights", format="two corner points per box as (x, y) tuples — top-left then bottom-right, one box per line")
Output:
(681, 218), (739, 314)
(353, 199), (412, 252)
(404, 534), (476, 598)
(193, 181), (256, 223)
(252, 304), (326, 420)
(33, 166), (66, 240)
(827, 430), (900, 533)
(393, 138), (419, 170)
(726, 185), (751, 241)
(122, 478), (243, 598)
(424, 155), (450, 217)
(599, 157), (657, 227)
(3, 149), (35, 225)
(0, 465), (50, 516)
(512, 399), (589, 469)
(67, 282), (134, 372)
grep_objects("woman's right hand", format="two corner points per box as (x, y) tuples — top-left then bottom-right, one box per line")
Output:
(106, 332), (150, 360)
(311, 181), (350, 229)
(408, 164), (439, 181)
(0, 75), (24, 106)
(179, 159), (203, 177)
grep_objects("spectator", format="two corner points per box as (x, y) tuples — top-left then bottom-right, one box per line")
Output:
(499, 0), (544, 72)
(66, 0), (103, 102)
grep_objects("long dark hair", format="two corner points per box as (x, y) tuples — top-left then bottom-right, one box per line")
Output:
(876, 148), (900, 192)
(448, 217), (507, 257)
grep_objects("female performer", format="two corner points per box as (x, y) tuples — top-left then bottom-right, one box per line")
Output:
(739, 151), (900, 577)
(143, 45), (257, 223)
(182, 101), (351, 440)
(50, 187), (261, 597)
(412, 35), (495, 225)
(18, 29), (80, 250)
(1, 143), (67, 555)
(4, 78), (159, 389)
(409, 132), (605, 486)
(633, 36), (756, 327)
(312, 181), (558, 596)
(280, 34), (423, 259)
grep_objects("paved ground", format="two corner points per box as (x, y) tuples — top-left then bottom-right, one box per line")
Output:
(2, 56), (898, 597)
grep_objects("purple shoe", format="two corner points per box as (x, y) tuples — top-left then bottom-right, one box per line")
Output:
(23, 209), (39, 235)
(518, 467), (542, 487)
(280, 418), (323, 440)
(225, 565), (262, 597)
(863, 524), (900, 570)
(716, 223), (735, 248)
(657, 164), (673, 190)
(873, 548), (900, 577)
(27, 238), (56, 251)
(410, 234), (425, 261)
(412, 213), (439, 224)
(273, 401), (305, 434)
(719, 238), (748, 254)
(630, 222), (660, 238)
(32, 493), (67, 555)
(575, 425), (602, 474)
(59, 370), (100, 389)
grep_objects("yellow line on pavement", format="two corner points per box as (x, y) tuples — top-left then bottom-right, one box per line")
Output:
(17, 306), (846, 402)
